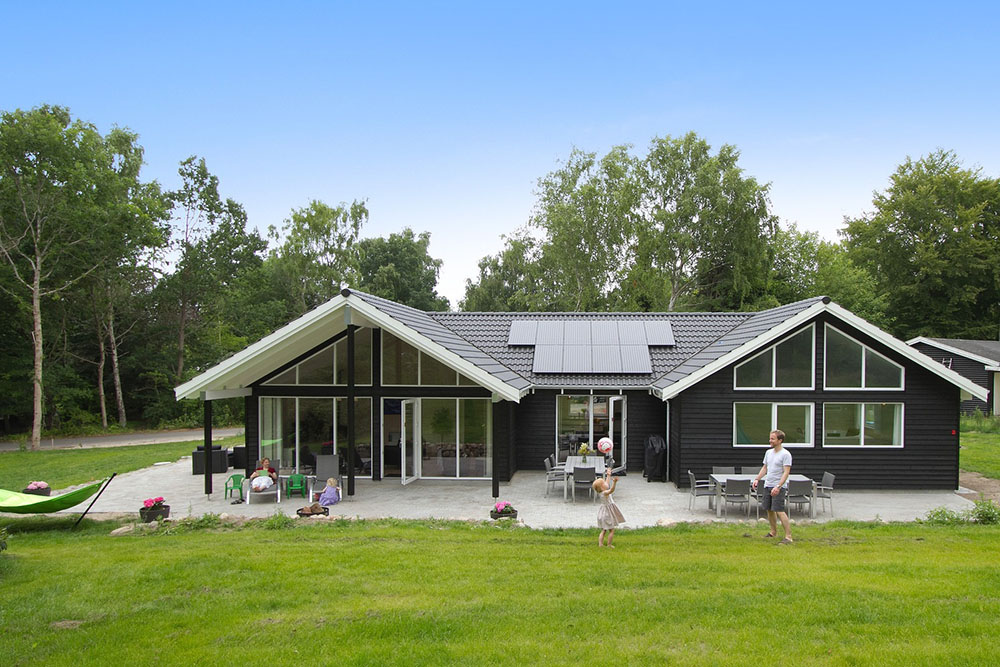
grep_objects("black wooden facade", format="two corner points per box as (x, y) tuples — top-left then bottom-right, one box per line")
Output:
(911, 342), (992, 416)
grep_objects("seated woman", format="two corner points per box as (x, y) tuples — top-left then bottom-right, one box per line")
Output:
(317, 477), (340, 506)
(250, 457), (277, 492)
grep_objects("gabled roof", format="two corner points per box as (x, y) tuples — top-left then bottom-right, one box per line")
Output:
(175, 289), (989, 404)
(907, 336), (1000, 368)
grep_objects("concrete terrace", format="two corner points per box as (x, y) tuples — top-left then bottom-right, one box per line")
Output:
(49, 455), (977, 529)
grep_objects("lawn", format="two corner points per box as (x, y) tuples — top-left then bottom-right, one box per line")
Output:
(0, 436), (245, 491)
(0, 516), (998, 665)
(959, 431), (1000, 479)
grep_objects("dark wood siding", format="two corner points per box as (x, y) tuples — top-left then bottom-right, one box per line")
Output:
(492, 400), (515, 482)
(624, 391), (667, 474)
(244, 395), (259, 476)
(514, 392), (556, 471)
(911, 342), (991, 416)
(675, 315), (961, 489)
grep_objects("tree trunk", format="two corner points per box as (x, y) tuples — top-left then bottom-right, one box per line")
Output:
(31, 253), (43, 451)
(96, 327), (108, 429)
(176, 287), (187, 384)
(107, 305), (127, 427)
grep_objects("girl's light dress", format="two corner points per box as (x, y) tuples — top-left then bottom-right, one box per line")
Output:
(597, 488), (625, 529)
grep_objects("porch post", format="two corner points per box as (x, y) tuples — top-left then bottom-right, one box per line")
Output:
(347, 324), (357, 497)
(491, 400), (500, 498)
(204, 399), (213, 496)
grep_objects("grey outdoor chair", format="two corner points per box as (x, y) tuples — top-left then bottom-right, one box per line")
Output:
(739, 466), (760, 474)
(314, 454), (343, 499)
(244, 458), (280, 504)
(787, 479), (814, 516)
(688, 470), (715, 512)
(816, 472), (836, 516)
(723, 478), (751, 518)
(544, 456), (566, 496)
(712, 466), (736, 475)
(572, 467), (597, 502)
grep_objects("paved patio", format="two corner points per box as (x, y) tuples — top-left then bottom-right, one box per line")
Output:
(47, 456), (977, 528)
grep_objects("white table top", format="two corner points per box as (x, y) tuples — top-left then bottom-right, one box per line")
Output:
(563, 456), (606, 474)
(709, 473), (812, 485)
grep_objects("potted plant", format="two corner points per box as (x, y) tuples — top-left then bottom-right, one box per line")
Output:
(139, 496), (170, 522)
(23, 481), (51, 496)
(490, 500), (518, 520)
(578, 442), (593, 463)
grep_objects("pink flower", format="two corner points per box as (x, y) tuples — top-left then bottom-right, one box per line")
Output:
(27, 481), (48, 490)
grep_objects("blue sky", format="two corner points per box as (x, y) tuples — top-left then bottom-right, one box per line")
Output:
(4, 1), (999, 306)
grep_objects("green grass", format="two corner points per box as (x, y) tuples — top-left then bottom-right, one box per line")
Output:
(0, 517), (998, 665)
(960, 431), (1000, 479)
(0, 436), (244, 491)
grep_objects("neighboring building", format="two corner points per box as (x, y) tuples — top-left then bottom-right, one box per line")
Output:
(175, 289), (987, 495)
(907, 337), (1000, 416)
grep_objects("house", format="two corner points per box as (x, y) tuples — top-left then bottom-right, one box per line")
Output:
(907, 337), (1000, 416)
(175, 289), (987, 496)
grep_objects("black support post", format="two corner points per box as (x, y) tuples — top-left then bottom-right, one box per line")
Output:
(347, 324), (357, 497)
(204, 400), (213, 496)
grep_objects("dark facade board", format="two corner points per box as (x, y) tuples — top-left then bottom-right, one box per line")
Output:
(912, 342), (991, 416)
(245, 395), (259, 475)
(491, 401), (515, 482)
(675, 315), (961, 489)
(623, 391), (667, 473)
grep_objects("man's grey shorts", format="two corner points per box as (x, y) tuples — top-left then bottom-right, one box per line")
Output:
(760, 486), (787, 513)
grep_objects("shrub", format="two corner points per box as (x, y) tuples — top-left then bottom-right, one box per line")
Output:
(922, 506), (965, 525)
(960, 412), (1000, 434)
(0, 527), (8, 553)
(967, 498), (1000, 524)
(262, 513), (296, 530)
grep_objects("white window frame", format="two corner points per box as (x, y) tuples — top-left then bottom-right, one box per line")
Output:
(734, 324), (815, 391)
(823, 324), (904, 391)
(733, 402), (815, 448)
(822, 402), (905, 448)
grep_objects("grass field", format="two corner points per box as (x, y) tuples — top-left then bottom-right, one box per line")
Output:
(0, 516), (998, 665)
(958, 431), (1000, 479)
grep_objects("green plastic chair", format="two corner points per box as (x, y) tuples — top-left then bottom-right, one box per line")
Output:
(286, 473), (307, 498)
(225, 473), (245, 501)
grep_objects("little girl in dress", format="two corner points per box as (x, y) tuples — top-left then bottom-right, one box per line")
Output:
(593, 468), (625, 547)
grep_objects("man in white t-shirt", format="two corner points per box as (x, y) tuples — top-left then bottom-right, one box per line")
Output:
(751, 430), (793, 544)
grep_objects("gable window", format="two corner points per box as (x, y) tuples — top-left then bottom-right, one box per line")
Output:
(734, 326), (814, 389)
(263, 328), (373, 386)
(734, 402), (813, 447)
(381, 331), (462, 386)
(824, 325), (903, 390)
(823, 403), (903, 447)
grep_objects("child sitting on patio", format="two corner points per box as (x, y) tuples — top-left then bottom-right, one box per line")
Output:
(593, 469), (625, 548)
(317, 477), (341, 506)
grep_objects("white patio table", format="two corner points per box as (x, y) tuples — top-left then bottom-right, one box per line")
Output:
(563, 455), (606, 500)
(709, 473), (816, 519)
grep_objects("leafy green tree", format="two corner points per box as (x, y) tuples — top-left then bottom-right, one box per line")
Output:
(842, 150), (1000, 339)
(0, 106), (159, 448)
(268, 199), (368, 317)
(358, 228), (449, 310)
(461, 232), (542, 312)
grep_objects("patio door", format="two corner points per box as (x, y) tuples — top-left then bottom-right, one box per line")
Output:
(608, 395), (625, 467)
(401, 399), (418, 485)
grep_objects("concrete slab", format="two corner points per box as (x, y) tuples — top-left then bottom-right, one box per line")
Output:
(39, 461), (976, 529)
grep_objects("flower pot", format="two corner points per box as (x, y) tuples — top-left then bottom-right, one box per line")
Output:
(139, 505), (170, 522)
(23, 487), (51, 496)
(490, 510), (518, 520)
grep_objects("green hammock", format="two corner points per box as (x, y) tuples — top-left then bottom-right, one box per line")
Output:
(0, 479), (107, 514)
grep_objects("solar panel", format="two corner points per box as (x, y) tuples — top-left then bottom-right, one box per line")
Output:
(564, 322), (591, 345)
(562, 345), (592, 373)
(507, 320), (538, 346)
(591, 321), (619, 345)
(620, 345), (652, 373)
(592, 345), (623, 373)
(644, 320), (675, 346)
(532, 345), (564, 373)
(617, 320), (647, 345)
(535, 320), (565, 345)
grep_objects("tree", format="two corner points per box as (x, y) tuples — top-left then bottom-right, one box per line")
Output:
(842, 150), (1000, 340)
(626, 133), (777, 312)
(268, 199), (368, 317)
(358, 228), (449, 310)
(461, 231), (542, 312)
(0, 106), (157, 449)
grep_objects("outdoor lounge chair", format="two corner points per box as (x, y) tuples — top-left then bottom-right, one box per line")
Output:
(687, 470), (714, 512)
(314, 454), (343, 499)
(244, 459), (280, 504)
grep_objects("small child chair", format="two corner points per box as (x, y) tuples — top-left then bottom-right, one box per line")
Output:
(286, 473), (308, 498)
(225, 473), (245, 501)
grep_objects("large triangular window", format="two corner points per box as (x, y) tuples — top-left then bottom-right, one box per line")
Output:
(734, 325), (815, 390)
(824, 324), (903, 390)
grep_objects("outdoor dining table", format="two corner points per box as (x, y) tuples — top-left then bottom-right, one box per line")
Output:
(562, 455), (606, 500)
(709, 473), (816, 519)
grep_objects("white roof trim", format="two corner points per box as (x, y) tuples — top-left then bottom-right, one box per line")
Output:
(906, 336), (1000, 367)
(175, 293), (524, 403)
(659, 302), (990, 402)
(986, 366), (1000, 373)
(658, 302), (828, 400)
